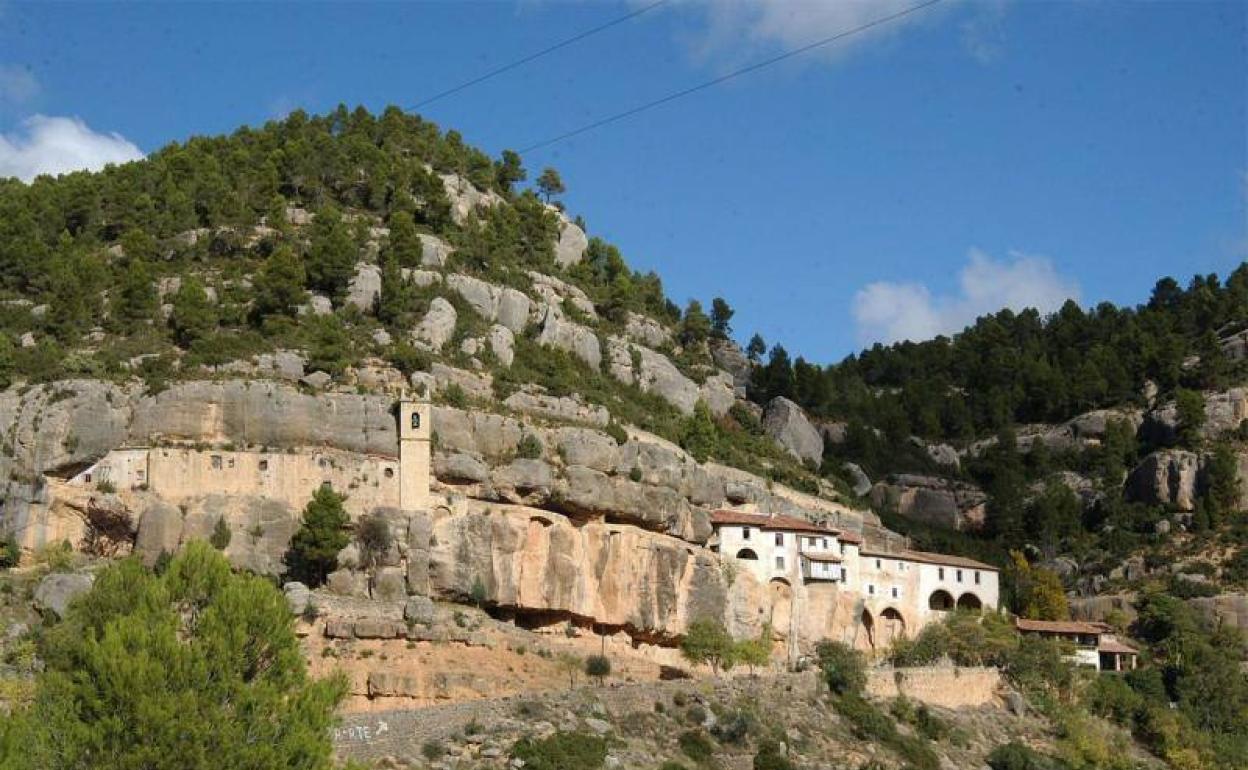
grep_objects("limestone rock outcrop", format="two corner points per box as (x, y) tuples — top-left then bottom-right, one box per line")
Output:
(346, 262), (381, 312)
(535, 305), (601, 370)
(446, 274), (531, 333)
(762, 397), (823, 466)
(33, 572), (95, 619)
(554, 219), (588, 267)
(1125, 450), (1203, 511)
(413, 297), (457, 350)
(869, 475), (987, 530)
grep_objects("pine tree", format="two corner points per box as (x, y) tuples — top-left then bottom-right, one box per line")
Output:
(710, 297), (734, 338)
(385, 210), (424, 268)
(679, 299), (711, 348)
(746, 333), (767, 363)
(536, 167), (565, 203)
(252, 245), (307, 320)
(285, 486), (350, 587)
(680, 400), (719, 463)
(495, 149), (526, 194)
(1, 543), (347, 769)
(305, 205), (356, 301)
(169, 276), (217, 347)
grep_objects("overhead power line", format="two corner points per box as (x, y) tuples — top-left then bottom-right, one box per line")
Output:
(519, 0), (945, 154)
(412, 0), (670, 109)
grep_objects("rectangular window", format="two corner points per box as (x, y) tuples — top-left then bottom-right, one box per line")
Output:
(211, 455), (223, 470)
(775, 556), (785, 570)
(839, 542), (846, 554)
(891, 587), (899, 598)
(868, 584), (875, 596)
(840, 567), (848, 582)
(822, 538), (829, 549)
(975, 571), (981, 585)
(875, 559), (881, 569)
(742, 527), (751, 540)
(775, 532), (784, 546)
(938, 567), (945, 580)
(956, 569), (964, 583)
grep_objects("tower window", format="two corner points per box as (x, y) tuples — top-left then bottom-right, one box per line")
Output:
(411, 412), (421, 430)
(384, 467), (394, 479)
(258, 459), (268, 471)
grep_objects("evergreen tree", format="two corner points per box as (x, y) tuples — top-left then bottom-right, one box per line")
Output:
(377, 253), (418, 328)
(680, 400), (719, 463)
(114, 257), (157, 330)
(169, 276), (217, 347)
(285, 486), (350, 587)
(1203, 443), (1240, 525)
(0, 334), (12, 390)
(710, 297), (734, 338)
(305, 205), (356, 301)
(385, 210), (423, 268)
(494, 149), (526, 194)
(679, 299), (711, 348)
(746, 333), (767, 363)
(1, 543), (347, 770)
(252, 245), (307, 320)
(1175, 388), (1206, 447)
(535, 167), (565, 203)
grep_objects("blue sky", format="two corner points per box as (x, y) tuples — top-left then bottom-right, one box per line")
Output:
(0, 0), (1244, 363)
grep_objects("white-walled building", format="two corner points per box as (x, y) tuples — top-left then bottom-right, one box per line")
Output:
(709, 509), (1000, 648)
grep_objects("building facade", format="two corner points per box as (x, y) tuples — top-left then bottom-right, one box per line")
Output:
(709, 509), (1001, 649)
(1015, 618), (1139, 672)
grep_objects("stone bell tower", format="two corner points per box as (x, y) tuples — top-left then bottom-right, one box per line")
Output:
(398, 397), (432, 511)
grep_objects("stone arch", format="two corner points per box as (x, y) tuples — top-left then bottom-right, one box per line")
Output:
(735, 548), (759, 560)
(769, 578), (793, 638)
(928, 589), (955, 611)
(860, 607), (876, 650)
(880, 607), (906, 644)
(957, 592), (983, 610)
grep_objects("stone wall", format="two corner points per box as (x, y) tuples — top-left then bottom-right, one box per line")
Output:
(865, 665), (1002, 709)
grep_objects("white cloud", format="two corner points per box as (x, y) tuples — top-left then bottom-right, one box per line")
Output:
(669, 0), (1006, 65)
(0, 115), (144, 182)
(0, 64), (38, 105)
(851, 249), (1080, 346)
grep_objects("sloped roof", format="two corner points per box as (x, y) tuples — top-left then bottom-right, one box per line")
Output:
(709, 510), (835, 536)
(1015, 618), (1112, 635)
(801, 552), (843, 564)
(1097, 637), (1139, 655)
(858, 547), (999, 571)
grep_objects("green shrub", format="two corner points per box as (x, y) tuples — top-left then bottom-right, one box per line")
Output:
(421, 740), (445, 761)
(815, 641), (866, 696)
(677, 730), (714, 764)
(833, 695), (939, 770)
(442, 382), (468, 408)
(0, 535), (19, 568)
(354, 512), (393, 569)
(987, 742), (1064, 770)
(585, 654), (611, 684)
(511, 731), (607, 770)
(752, 738), (794, 770)
(516, 433), (544, 459)
(209, 516), (232, 551)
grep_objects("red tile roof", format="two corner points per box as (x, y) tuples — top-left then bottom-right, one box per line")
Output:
(709, 510), (835, 535)
(857, 548), (998, 571)
(837, 530), (864, 544)
(1015, 618), (1112, 635)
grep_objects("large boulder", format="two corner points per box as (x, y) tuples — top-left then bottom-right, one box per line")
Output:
(762, 397), (823, 466)
(1125, 450), (1203, 511)
(133, 500), (184, 566)
(629, 343), (701, 416)
(535, 305), (601, 370)
(709, 338), (751, 394)
(1188, 593), (1248, 635)
(345, 262), (382, 313)
(33, 572), (95, 619)
(412, 297), (457, 350)
(869, 474), (987, 530)
(624, 312), (671, 348)
(554, 220), (588, 267)
(418, 234), (454, 267)
(440, 173), (503, 225)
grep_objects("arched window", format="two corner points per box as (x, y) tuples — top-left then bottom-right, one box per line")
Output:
(410, 412), (421, 430)
(957, 592), (983, 610)
(735, 548), (759, 561)
(928, 589), (955, 611)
